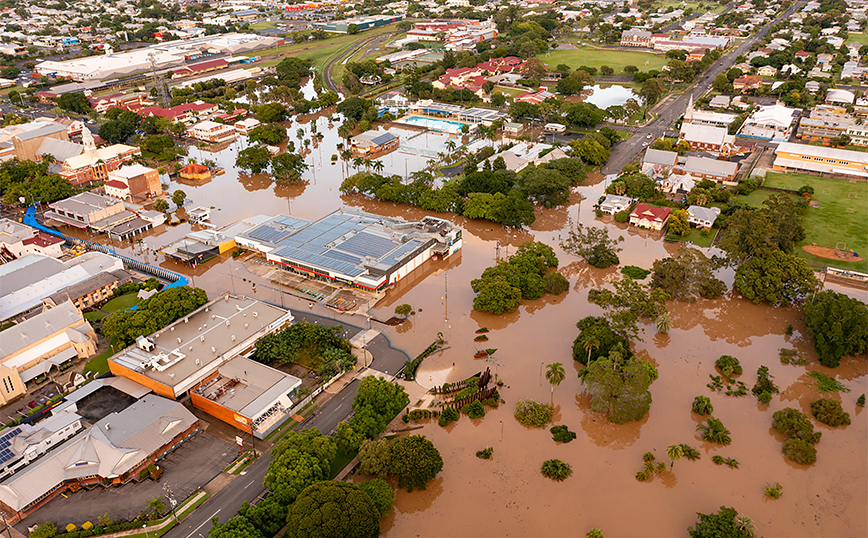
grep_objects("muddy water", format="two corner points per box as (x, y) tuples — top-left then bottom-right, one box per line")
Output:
(54, 106), (867, 536)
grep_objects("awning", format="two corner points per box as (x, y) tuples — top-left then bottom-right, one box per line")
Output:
(19, 347), (78, 382)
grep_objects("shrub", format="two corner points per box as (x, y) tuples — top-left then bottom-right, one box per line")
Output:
(461, 400), (486, 419)
(779, 348), (807, 365)
(514, 399), (553, 428)
(614, 209), (630, 223)
(810, 398), (850, 427)
(765, 483), (783, 499)
(621, 265), (650, 280)
(752, 365), (779, 401)
(541, 459), (572, 481)
(715, 355), (742, 378)
(587, 530), (604, 538)
(772, 408), (822, 444)
(712, 455), (725, 465)
(438, 407), (459, 427)
(29, 523), (57, 538)
(680, 444), (701, 461)
(785, 323), (794, 335)
(550, 425), (577, 443)
(724, 458), (739, 469)
(782, 438), (817, 465)
(696, 417), (731, 445)
(691, 395), (713, 415)
(476, 447), (493, 459)
(545, 271), (570, 294)
(858, 394), (865, 407)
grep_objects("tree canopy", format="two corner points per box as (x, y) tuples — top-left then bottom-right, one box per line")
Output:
(588, 278), (671, 340)
(688, 506), (755, 538)
(572, 316), (632, 365)
(102, 287), (208, 347)
(471, 241), (559, 314)
(251, 321), (354, 378)
(733, 251), (817, 306)
(285, 481), (380, 538)
(560, 224), (624, 268)
(803, 291), (868, 368)
(0, 159), (74, 206)
(718, 193), (805, 264)
(650, 249), (726, 301)
(209, 516), (264, 538)
(265, 429), (336, 507)
(335, 377), (409, 452)
(388, 435), (443, 492)
(580, 349), (657, 424)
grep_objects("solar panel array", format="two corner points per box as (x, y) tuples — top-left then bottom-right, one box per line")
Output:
(371, 132), (397, 146)
(0, 427), (22, 465)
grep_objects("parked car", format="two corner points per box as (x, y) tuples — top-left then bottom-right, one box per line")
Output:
(27, 401), (38, 408)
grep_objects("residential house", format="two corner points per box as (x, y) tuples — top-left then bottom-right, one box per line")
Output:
(757, 65), (777, 77)
(234, 118), (261, 135)
(599, 194), (633, 215)
(732, 75), (763, 92)
(675, 156), (739, 185)
(679, 123), (736, 154)
(817, 53), (834, 71)
(687, 205), (721, 228)
(0, 219), (63, 260)
(179, 163), (212, 181)
(641, 148), (678, 178)
(629, 203), (672, 230)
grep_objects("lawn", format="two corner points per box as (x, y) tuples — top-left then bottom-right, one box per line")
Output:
(680, 227), (716, 248)
(84, 337), (117, 376)
(540, 45), (668, 74)
(84, 311), (106, 322)
(847, 33), (868, 47)
(742, 173), (868, 273)
(101, 292), (139, 313)
(249, 21), (277, 30)
(653, 0), (728, 13)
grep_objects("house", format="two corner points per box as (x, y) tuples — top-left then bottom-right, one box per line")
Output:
(805, 81), (821, 94)
(629, 203), (672, 230)
(757, 65), (777, 77)
(0, 411), (84, 479)
(503, 122), (525, 137)
(59, 130), (140, 186)
(642, 148), (678, 178)
(514, 90), (556, 105)
(732, 75), (763, 92)
(826, 89), (855, 105)
(620, 29), (652, 48)
(817, 53), (834, 71)
(186, 120), (237, 143)
(599, 194), (633, 215)
(0, 301), (96, 402)
(350, 131), (399, 155)
(737, 104), (799, 142)
(679, 123), (736, 154)
(179, 163), (212, 181)
(709, 95), (731, 108)
(377, 91), (411, 108)
(675, 156), (739, 184)
(0, 219), (64, 260)
(687, 205), (721, 228)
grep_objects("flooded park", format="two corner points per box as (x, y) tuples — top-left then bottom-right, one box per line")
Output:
(49, 93), (867, 537)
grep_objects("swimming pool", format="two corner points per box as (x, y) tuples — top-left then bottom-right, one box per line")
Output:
(396, 115), (475, 134)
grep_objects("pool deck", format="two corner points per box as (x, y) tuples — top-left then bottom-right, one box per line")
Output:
(394, 114), (476, 134)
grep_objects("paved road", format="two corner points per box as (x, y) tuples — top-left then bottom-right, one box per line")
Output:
(601, 0), (807, 175)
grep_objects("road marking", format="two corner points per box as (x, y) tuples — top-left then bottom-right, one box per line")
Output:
(185, 509), (220, 538)
(244, 480), (255, 489)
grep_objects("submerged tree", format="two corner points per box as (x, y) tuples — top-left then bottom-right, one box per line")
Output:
(588, 278), (671, 340)
(560, 224), (624, 268)
(650, 249), (726, 301)
(579, 349), (657, 424)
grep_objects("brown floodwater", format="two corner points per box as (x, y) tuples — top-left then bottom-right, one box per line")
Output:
(50, 108), (867, 537)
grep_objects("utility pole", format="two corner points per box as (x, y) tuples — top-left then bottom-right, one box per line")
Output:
(162, 483), (178, 523)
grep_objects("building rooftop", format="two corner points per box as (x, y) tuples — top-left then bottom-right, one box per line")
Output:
(49, 191), (123, 216)
(108, 295), (291, 396)
(12, 123), (67, 142)
(0, 301), (84, 361)
(776, 141), (868, 163)
(194, 357), (301, 418)
(643, 148), (678, 166)
(109, 164), (156, 179)
(681, 156), (739, 176)
(0, 219), (36, 245)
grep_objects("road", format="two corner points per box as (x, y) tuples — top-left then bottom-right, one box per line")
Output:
(601, 0), (807, 175)
(322, 30), (398, 95)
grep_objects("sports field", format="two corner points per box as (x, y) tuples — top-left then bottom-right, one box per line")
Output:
(540, 45), (668, 74)
(743, 173), (867, 273)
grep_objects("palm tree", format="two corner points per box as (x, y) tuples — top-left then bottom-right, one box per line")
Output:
(362, 158), (373, 171)
(734, 515), (756, 537)
(296, 128), (304, 140)
(444, 139), (457, 159)
(340, 149), (353, 177)
(371, 160), (385, 174)
(666, 444), (683, 469)
(582, 337), (600, 364)
(146, 496), (166, 520)
(545, 362), (566, 401)
(656, 312), (672, 333)
(691, 395), (713, 415)
(696, 417), (732, 445)
(352, 157), (364, 171)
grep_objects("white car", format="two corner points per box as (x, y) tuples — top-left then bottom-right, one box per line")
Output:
(645, 133), (652, 139)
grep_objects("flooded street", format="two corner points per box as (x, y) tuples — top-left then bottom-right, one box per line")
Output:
(51, 100), (867, 536)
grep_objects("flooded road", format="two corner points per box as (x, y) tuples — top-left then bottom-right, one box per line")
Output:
(53, 101), (867, 536)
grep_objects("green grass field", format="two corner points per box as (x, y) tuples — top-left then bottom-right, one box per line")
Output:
(102, 292), (139, 313)
(84, 337), (117, 376)
(541, 45), (668, 74)
(681, 227), (716, 248)
(847, 33), (868, 47)
(652, 0), (727, 13)
(742, 173), (867, 273)
(249, 21), (278, 30)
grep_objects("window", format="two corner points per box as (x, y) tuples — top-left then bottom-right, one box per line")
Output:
(2, 378), (8, 393)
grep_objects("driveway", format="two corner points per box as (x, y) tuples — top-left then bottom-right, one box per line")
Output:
(16, 431), (236, 530)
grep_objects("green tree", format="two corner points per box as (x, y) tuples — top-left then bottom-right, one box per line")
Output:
(209, 516), (264, 538)
(146, 496), (166, 519)
(802, 291), (868, 368)
(668, 209), (690, 236)
(655, 312), (672, 333)
(541, 459), (572, 481)
(692, 395), (713, 415)
(335, 377), (410, 451)
(57, 92), (91, 114)
(718, 193), (805, 264)
(666, 444), (683, 469)
(650, 249), (726, 301)
(696, 417), (731, 445)
(545, 362), (566, 401)
(172, 189), (186, 208)
(347, 23), (360, 35)
(357, 438), (394, 478)
(358, 479), (394, 518)
(560, 224), (624, 268)
(810, 398), (850, 427)
(688, 506), (755, 538)
(271, 153), (308, 182)
(154, 199), (169, 212)
(588, 277), (671, 340)
(638, 78), (666, 108)
(248, 123), (288, 145)
(102, 287), (208, 347)
(571, 138), (610, 165)
(734, 251), (817, 306)
(572, 316), (630, 365)
(236, 146), (272, 174)
(514, 399), (554, 427)
(394, 304), (412, 318)
(29, 523), (58, 538)
(285, 481), (379, 538)
(238, 498), (287, 538)
(264, 429), (336, 507)
(389, 435), (443, 492)
(580, 350), (656, 424)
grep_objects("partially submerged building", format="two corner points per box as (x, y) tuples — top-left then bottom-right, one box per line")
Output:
(235, 210), (463, 291)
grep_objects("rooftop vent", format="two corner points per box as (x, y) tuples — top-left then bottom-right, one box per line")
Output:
(211, 347), (216, 353)
(252, 312), (258, 318)
(231, 335), (236, 341)
(105, 423), (110, 430)
(200, 335), (205, 342)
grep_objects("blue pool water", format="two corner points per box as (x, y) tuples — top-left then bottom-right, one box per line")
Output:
(396, 115), (475, 134)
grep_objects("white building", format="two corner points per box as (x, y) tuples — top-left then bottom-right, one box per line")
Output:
(187, 120), (237, 143)
(0, 219), (64, 259)
(687, 205), (722, 228)
(737, 104), (800, 142)
(599, 194), (634, 215)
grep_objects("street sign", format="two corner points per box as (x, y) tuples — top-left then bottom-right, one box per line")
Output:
(235, 436), (243, 446)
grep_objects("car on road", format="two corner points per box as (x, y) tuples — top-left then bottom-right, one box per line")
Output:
(646, 133), (652, 138)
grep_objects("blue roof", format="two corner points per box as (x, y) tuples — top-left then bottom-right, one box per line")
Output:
(370, 132), (397, 146)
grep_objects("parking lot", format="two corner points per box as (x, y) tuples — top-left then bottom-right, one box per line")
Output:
(16, 431), (237, 531)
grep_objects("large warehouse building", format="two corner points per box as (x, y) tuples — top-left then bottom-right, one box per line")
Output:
(107, 294), (293, 400)
(773, 142), (868, 178)
(315, 15), (403, 34)
(35, 34), (281, 81)
(235, 210), (463, 291)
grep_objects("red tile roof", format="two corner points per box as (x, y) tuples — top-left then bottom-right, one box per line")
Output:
(630, 203), (672, 222)
(105, 180), (128, 189)
(180, 163), (209, 174)
(22, 232), (63, 247)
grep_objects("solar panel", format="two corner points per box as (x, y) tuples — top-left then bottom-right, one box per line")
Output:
(323, 250), (362, 265)
(338, 232), (397, 259)
(371, 133), (397, 146)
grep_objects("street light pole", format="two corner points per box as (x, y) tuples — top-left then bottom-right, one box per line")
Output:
(1, 511), (12, 538)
